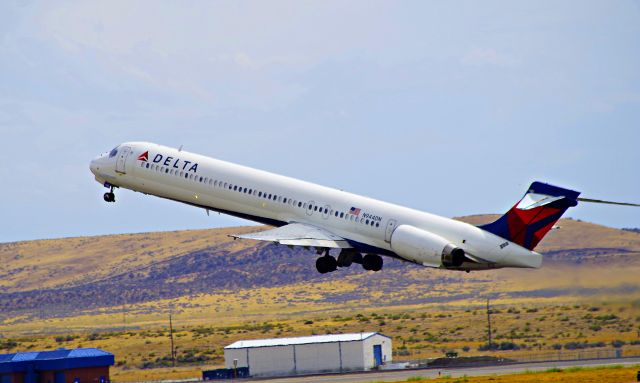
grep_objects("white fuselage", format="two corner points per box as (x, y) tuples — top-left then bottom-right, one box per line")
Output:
(90, 142), (542, 270)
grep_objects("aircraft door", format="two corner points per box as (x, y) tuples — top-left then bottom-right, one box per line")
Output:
(384, 219), (397, 242)
(115, 146), (132, 174)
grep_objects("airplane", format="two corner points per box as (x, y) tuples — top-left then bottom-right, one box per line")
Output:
(90, 142), (639, 274)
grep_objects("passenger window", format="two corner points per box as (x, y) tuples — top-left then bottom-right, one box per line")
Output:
(365, 219), (369, 225)
(248, 189), (252, 194)
(166, 168), (169, 173)
(283, 198), (287, 203)
(146, 163), (150, 169)
(324, 208), (328, 214)
(258, 192), (263, 197)
(340, 212), (344, 218)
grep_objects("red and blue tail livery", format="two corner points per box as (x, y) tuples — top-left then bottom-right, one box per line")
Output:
(480, 182), (580, 250)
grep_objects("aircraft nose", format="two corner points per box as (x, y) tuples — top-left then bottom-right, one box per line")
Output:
(89, 156), (101, 175)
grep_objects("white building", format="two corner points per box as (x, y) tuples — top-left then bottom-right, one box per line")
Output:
(224, 332), (392, 377)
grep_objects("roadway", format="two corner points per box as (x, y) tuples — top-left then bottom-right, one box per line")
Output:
(243, 357), (640, 383)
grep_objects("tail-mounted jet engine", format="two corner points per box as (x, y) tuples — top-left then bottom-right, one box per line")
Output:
(390, 224), (465, 268)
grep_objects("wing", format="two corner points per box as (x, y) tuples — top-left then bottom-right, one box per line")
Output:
(229, 222), (353, 248)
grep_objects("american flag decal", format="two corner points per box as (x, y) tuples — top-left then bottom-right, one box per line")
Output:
(349, 207), (361, 216)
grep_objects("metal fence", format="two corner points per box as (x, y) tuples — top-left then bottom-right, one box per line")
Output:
(509, 348), (622, 363)
(410, 348), (627, 368)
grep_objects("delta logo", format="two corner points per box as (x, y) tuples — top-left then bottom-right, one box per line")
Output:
(137, 150), (199, 173)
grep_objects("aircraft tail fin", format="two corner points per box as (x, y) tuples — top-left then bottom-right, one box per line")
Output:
(480, 182), (580, 250)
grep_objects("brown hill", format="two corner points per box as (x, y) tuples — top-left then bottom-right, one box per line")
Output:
(1, 216), (639, 326)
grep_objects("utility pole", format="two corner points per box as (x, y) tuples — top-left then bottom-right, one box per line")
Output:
(487, 298), (493, 351)
(169, 313), (176, 366)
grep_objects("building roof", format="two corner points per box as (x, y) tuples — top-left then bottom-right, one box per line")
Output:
(225, 332), (389, 349)
(0, 348), (114, 373)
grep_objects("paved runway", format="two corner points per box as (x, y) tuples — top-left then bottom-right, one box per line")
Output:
(244, 357), (640, 383)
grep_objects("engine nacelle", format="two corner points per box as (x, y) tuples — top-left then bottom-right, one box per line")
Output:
(390, 224), (465, 268)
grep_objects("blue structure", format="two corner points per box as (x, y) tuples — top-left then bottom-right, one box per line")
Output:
(0, 349), (114, 383)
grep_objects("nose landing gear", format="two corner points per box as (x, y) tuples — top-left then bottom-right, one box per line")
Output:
(103, 186), (116, 203)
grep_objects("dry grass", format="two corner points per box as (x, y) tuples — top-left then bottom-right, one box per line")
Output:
(391, 365), (639, 383)
(2, 300), (640, 382)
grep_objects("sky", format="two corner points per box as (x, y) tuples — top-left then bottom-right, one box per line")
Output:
(1, 1), (639, 243)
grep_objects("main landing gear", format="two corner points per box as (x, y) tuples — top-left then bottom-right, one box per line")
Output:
(103, 185), (116, 203)
(315, 249), (383, 274)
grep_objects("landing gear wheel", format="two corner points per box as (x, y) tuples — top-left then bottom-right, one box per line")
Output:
(315, 255), (338, 274)
(103, 192), (115, 203)
(362, 254), (383, 272)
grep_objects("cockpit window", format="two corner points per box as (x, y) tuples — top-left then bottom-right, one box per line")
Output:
(109, 147), (119, 158)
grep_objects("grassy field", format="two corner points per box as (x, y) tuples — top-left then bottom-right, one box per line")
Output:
(2, 300), (640, 381)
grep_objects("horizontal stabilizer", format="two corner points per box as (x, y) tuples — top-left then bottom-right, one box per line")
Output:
(229, 222), (352, 248)
(577, 197), (640, 207)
